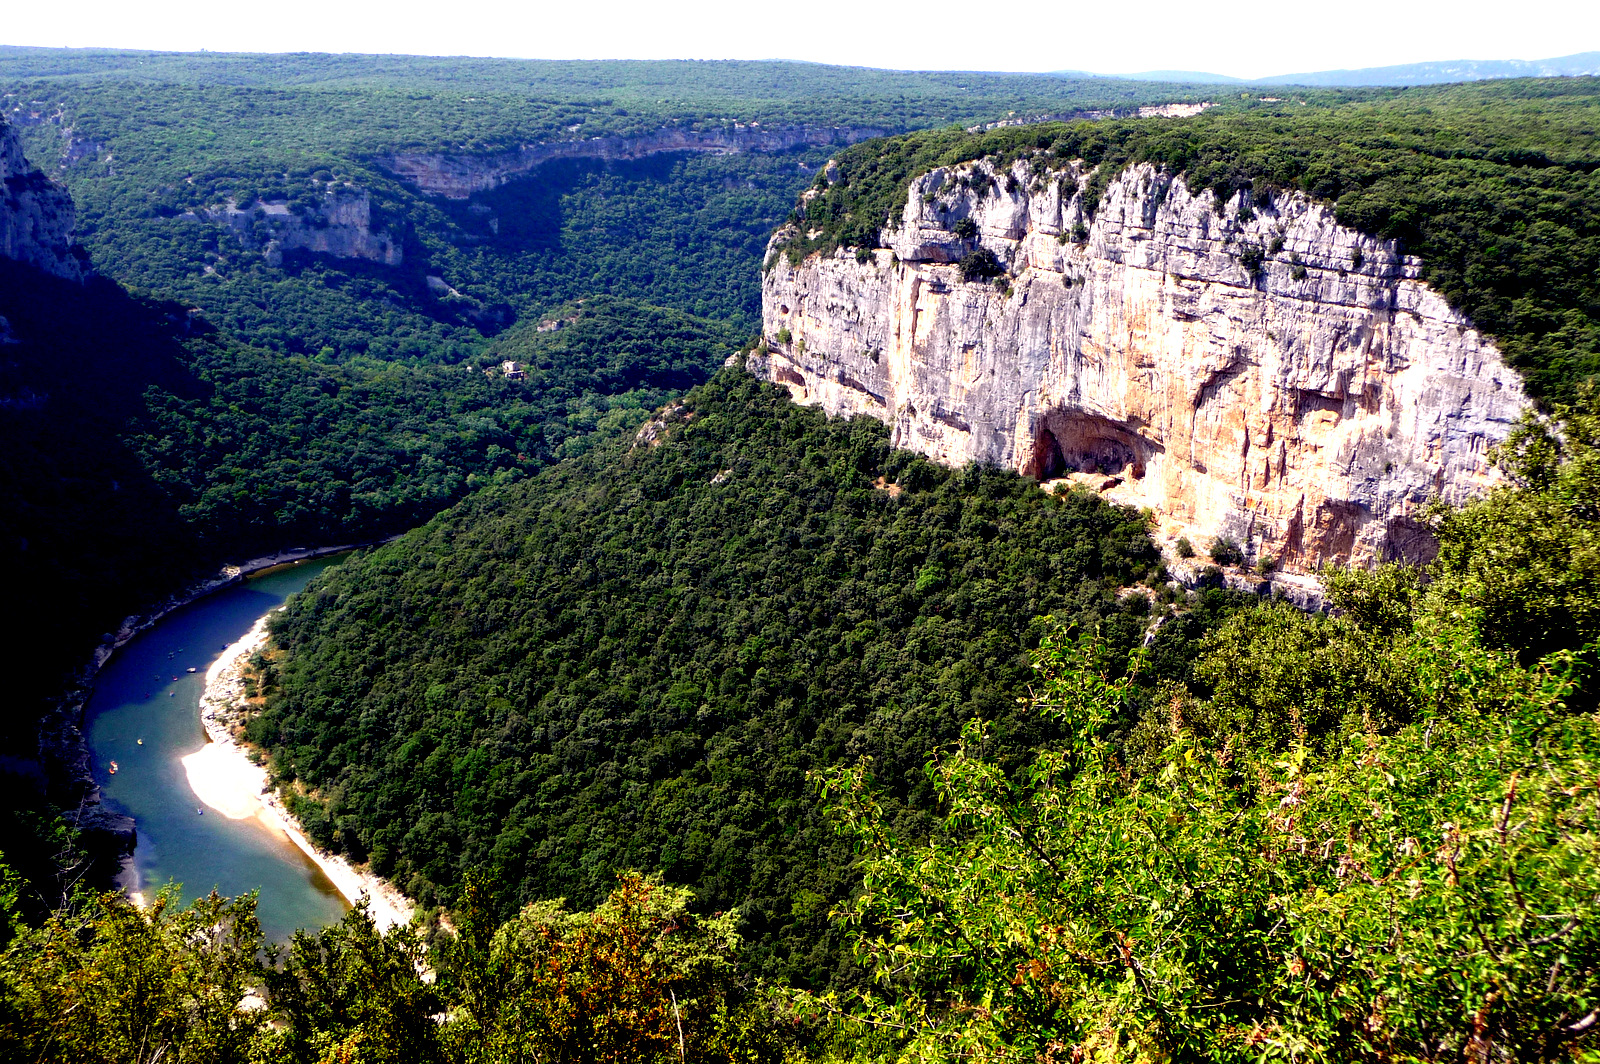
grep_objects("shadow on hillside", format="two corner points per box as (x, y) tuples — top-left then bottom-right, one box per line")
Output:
(0, 260), (211, 783)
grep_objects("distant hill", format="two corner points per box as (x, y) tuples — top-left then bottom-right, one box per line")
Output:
(1074, 50), (1600, 87)
(1105, 69), (1247, 85)
(1260, 51), (1600, 86)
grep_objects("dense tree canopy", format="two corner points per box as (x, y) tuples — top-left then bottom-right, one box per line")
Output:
(808, 389), (1600, 1062)
(2, 53), (1209, 344)
(254, 369), (1170, 985)
(826, 614), (1598, 1062)
(0, 873), (805, 1064)
(3, 388), (1597, 1062)
(0, 276), (738, 721)
(0, 54), (1202, 923)
(0, 49), (1208, 149)
(0, 274), (741, 918)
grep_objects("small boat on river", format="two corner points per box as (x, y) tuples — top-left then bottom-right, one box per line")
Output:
(108, 760), (118, 775)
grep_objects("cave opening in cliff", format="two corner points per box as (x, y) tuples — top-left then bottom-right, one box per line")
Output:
(1025, 411), (1158, 481)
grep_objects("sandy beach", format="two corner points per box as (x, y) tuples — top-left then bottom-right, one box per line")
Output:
(184, 613), (415, 931)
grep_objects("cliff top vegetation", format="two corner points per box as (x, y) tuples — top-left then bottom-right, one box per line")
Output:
(0, 47), (1220, 149)
(3, 55), (1599, 1062)
(248, 367), (1177, 985)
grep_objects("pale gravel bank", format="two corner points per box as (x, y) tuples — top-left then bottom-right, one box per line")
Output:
(184, 613), (415, 932)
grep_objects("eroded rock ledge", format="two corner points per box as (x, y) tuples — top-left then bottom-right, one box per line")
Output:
(182, 189), (402, 267)
(0, 114), (87, 281)
(386, 123), (886, 198)
(751, 159), (1527, 571)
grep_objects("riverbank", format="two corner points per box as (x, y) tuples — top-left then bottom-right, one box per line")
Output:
(97, 539), (399, 679)
(184, 612), (415, 931)
(53, 538), (403, 878)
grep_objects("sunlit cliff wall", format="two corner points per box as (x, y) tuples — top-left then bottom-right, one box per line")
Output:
(752, 159), (1528, 571)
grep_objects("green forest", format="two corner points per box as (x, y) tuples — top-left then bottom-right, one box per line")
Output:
(8, 83), (817, 341)
(0, 47), (1212, 143)
(0, 52), (1598, 1062)
(249, 368), (1174, 984)
(4, 384), (1597, 1061)
(1, 48), (1215, 344)
(0, 276), (741, 709)
(0, 268), (742, 906)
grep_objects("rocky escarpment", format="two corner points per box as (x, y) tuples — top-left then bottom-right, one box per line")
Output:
(387, 123), (887, 198)
(0, 115), (87, 281)
(184, 188), (402, 266)
(4, 103), (111, 173)
(968, 101), (1213, 132)
(753, 159), (1528, 571)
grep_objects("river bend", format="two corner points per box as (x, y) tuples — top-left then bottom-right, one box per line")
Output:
(86, 558), (349, 941)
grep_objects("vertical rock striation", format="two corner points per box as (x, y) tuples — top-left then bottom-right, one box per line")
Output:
(184, 189), (403, 267)
(0, 114), (86, 281)
(753, 159), (1528, 571)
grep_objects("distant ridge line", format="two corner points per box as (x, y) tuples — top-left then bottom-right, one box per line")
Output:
(1066, 50), (1600, 88)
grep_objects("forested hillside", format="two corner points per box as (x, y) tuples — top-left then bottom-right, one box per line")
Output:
(817, 390), (1600, 1060)
(0, 53), (1207, 915)
(783, 77), (1600, 404)
(0, 47), (1207, 138)
(2, 281), (737, 683)
(8, 83), (812, 341)
(2, 50), (1214, 344)
(252, 368), (1183, 984)
(0, 268), (738, 894)
(4, 383), (1596, 1062)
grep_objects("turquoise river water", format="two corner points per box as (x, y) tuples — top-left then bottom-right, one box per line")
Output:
(86, 557), (350, 941)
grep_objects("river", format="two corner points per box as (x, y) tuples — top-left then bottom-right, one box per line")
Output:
(85, 557), (350, 941)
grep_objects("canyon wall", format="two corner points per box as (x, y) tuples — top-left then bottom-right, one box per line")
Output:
(752, 159), (1528, 571)
(185, 188), (403, 267)
(967, 101), (1213, 133)
(0, 115), (86, 281)
(386, 123), (886, 198)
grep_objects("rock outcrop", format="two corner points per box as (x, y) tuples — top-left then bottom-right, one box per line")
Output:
(387, 123), (887, 198)
(185, 189), (403, 266)
(4, 104), (111, 173)
(753, 159), (1528, 571)
(968, 101), (1213, 132)
(0, 115), (87, 281)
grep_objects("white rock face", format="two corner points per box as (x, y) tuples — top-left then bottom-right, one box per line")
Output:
(0, 116), (86, 281)
(186, 190), (402, 267)
(753, 159), (1529, 570)
(967, 103), (1212, 133)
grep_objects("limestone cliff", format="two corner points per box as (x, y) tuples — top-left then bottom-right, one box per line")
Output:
(4, 103), (111, 174)
(0, 115), (86, 281)
(185, 188), (402, 267)
(968, 101), (1213, 133)
(753, 159), (1528, 571)
(387, 123), (886, 198)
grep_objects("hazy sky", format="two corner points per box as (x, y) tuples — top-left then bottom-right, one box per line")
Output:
(5, 0), (1597, 80)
